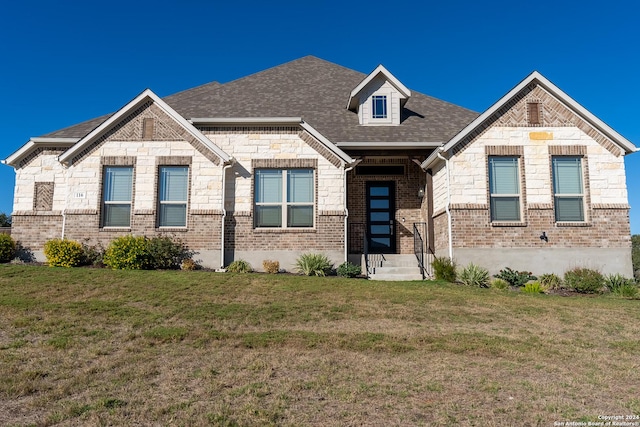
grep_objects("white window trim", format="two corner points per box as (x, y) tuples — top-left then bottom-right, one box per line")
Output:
(255, 169), (315, 229)
(368, 91), (393, 124)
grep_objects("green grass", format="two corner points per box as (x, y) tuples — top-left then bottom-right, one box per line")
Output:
(1, 264), (639, 426)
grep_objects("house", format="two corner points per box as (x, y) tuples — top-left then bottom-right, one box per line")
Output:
(2, 56), (637, 278)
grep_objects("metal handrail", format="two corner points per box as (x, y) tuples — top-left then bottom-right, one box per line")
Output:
(413, 222), (426, 280)
(363, 229), (370, 277)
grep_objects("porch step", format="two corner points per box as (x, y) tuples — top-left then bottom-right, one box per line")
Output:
(368, 254), (424, 281)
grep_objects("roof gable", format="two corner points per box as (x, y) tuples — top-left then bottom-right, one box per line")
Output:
(58, 89), (231, 166)
(346, 64), (412, 111)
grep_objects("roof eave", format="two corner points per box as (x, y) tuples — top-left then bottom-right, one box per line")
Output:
(337, 141), (443, 150)
(190, 117), (303, 125)
(3, 137), (79, 167)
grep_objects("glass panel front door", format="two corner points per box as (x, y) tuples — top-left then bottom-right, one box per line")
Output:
(366, 182), (396, 253)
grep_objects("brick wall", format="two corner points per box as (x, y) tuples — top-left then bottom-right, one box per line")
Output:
(225, 211), (344, 253)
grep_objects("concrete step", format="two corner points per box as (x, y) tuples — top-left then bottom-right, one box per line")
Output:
(367, 254), (424, 281)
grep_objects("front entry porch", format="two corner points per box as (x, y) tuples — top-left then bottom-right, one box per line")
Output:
(345, 157), (434, 279)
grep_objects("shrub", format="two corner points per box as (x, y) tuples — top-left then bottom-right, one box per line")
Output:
(262, 260), (280, 274)
(490, 278), (510, 290)
(147, 236), (191, 269)
(295, 253), (333, 276)
(227, 259), (252, 273)
(80, 240), (105, 266)
(564, 268), (605, 294)
(103, 235), (152, 270)
(523, 282), (545, 294)
(180, 258), (198, 271)
(337, 261), (361, 278)
(539, 273), (563, 291)
(495, 267), (536, 287)
(605, 274), (638, 298)
(43, 239), (84, 267)
(0, 234), (16, 263)
(432, 257), (457, 282)
(458, 263), (490, 288)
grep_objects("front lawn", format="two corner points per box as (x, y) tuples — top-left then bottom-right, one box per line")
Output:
(1, 265), (639, 426)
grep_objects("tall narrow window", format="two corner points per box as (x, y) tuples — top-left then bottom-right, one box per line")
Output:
(552, 157), (584, 222)
(372, 95), (387, 119)
(102, 166), (133, 227)
(158, 166), (188, 227)
(488, 157), (521, 222)
(255, 169), (314, 228)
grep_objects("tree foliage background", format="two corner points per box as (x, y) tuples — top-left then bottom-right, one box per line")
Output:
(0, 213), (10, 227)
(633, 234), (639, 280)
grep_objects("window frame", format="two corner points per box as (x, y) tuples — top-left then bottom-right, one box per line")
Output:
(552, 156), (586, 223)
(371, 95), (388, 119)
(488, 156), (522, 223)
(254, 168), (315, 229)
(157, 165), (189, 228)
(101, 165), (134, 228)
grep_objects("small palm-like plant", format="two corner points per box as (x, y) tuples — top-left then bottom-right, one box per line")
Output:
(458, 263), (489, 288)
(295, 253), (333, 276)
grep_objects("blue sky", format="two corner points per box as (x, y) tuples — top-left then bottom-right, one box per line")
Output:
(0, 0), (638, 233)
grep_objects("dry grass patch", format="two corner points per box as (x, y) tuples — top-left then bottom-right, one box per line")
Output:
(1, 265), (639, 426)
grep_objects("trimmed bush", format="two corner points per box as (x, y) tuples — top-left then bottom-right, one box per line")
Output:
(0, 234), (16, 263)
(539, 273), (563, 291)
(337, 261), (361, 278)
(564, 268), (605, 294)
(44, 239), (84, 267)
(295, 253), (333, 276)
(147, 236), (191, 269)
(458, 263), (490, 288)
(227, 259), (252, 273)
(262, 260), (280, 274)
(495, 267), (536, 287)
(103, 235), (152, 270)
(432, 257), (457, 282)
(490, 278), (510, 290)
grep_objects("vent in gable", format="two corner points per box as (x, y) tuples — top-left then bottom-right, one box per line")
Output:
(527, 102), (542, 125)
(143, 118), (155, 140)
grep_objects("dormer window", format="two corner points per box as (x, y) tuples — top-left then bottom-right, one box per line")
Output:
(372, 95), (388, 119)
(347, 64), (411, 126)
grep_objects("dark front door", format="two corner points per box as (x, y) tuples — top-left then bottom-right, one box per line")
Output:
(366, 181), (396, 253)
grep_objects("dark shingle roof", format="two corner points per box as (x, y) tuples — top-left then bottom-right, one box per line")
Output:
(42, 56), (478, 143)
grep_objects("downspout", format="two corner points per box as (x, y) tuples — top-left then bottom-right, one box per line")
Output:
(343, 159), (362, 262)
(436, 149), (453, 260)
(60, 163), (70, 239)
(220, 158), (236, 270)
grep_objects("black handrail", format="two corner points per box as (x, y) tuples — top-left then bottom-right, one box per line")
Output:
(413, 222), (426, 280)
(363, 229), (370, 278)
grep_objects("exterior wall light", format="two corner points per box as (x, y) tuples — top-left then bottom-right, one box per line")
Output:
(418, 188), (425, 198)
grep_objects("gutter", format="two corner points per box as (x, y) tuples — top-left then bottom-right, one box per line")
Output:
(435, 148), (454, 260)
(219, 158), (236, 270)
(190, 117), (303, 125)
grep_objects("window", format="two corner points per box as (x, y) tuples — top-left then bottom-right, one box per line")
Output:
(372, 95), (387, 119)
(488, 157), (521, 222)
(552, 157), (584, 222)
(102, 166), (133, 227)
(158, 166), (188, 227)
(255, 169), (314, 228)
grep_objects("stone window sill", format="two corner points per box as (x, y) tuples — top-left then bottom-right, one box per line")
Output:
(253, 227), (317, 233)
(100, 227), (131, 232)
(490, 221), (527, 227)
